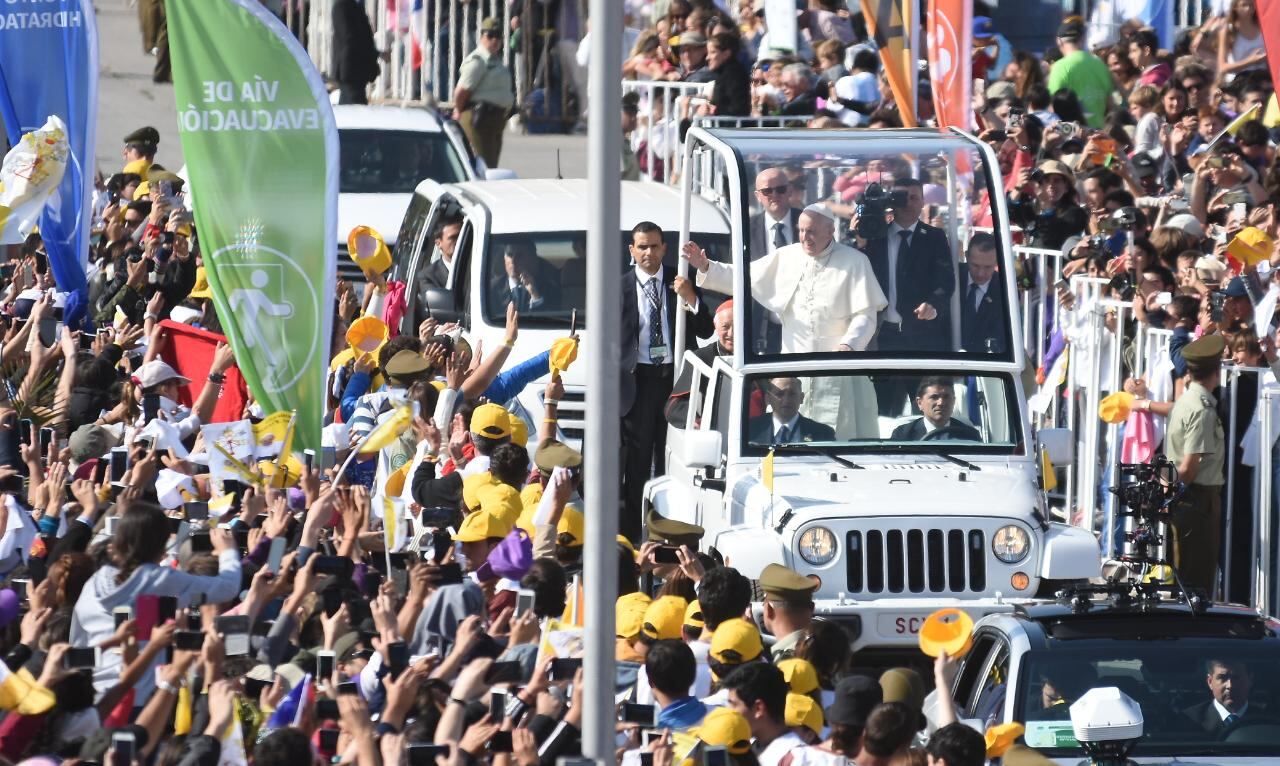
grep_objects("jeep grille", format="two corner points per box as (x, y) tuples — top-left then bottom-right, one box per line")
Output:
(846, 528), (987, 594)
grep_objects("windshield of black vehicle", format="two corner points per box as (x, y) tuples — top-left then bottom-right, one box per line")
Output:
(1017, 645), (1280, 757)
(742, 372), (1020, 452)
(338, 129), (468, 193)
(704, 141), (1012, 360)
(481, 230), (732, 327)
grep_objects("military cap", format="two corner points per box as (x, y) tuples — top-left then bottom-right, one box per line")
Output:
(147, 168), (185, 191)
(534, 437), (582, 472)
(759, 563), (818, 605)
(646, 507), (704, 549)
(384, 349), (431, 380)
(124, 126), (160, 146)
(479, 16), (501, 33)
(332, 631), (361, 662)
(1181, 334), (1225, 367)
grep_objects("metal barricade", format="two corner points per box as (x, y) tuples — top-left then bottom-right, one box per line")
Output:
(1257, 388), (1278, 616)
(1011, 245), (1065, 372)
(1222, 364), (1269, 602)
(623, 80), (710, 185)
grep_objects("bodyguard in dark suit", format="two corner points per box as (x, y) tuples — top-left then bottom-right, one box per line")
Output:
(889, 376), (982, 441)
(959, 232), (1007, 355)
(745, 167), (803, 354)
(332, 0), (381, 105)
(621, 222), (713, 541)
(423, 216), (464, 289)
(747, 377), (836, 444)
(863, 178), (956, 352)
(1183, 659), (1269, 737)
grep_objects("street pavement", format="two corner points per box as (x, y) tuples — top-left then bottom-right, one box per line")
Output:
(95, 0), (585, 179)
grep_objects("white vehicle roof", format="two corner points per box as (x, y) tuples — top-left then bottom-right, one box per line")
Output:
(332, 104), (447, 133)
(430, 179), (731, 235)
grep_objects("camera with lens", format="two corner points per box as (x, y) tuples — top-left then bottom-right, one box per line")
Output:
(853, 183), (907, 241)
(1110, 456), (1182, 566)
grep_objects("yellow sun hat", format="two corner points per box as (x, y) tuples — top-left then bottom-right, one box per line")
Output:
(1098, 391), (1135, 425)
(347, 225), (392, 276)
(918, 608), (974, 658)
(346, 315), (389, 357)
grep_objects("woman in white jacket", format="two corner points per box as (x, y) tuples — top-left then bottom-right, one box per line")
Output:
(71, 504), (242, 702)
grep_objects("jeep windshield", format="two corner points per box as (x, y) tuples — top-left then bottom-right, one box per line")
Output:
(1017, 643), (1280, 758)
(481, 230), (731, 328)
(706, 136), (1015, 361)
(742, 371), (1021, 454)
(338, 129), (469, 193)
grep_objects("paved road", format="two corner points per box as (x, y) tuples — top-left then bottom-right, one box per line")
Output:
(95, 0), (585, 178)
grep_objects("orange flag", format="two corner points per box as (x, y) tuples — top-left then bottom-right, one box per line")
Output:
(861, 0), (917, 127)
(926, 0), (972, 131)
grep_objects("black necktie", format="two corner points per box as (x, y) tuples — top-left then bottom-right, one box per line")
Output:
(968, 282), (981, 313)
(775, 424), (790, 444)
(510, 285), (526, 311)
(773, 221), (787, 250)
(898, 229), (912, 254)
(645, 277), (664, 364)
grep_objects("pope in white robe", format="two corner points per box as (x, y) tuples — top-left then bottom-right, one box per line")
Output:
(682, 204), (888, 437)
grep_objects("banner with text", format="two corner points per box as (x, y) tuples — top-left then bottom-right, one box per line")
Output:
(168, 0), (337, 453)
(926, 0), (971, 131)
(860, 0), (917, 127)
(0, 0), (97, 296)
(1260, 0), (1280, 114)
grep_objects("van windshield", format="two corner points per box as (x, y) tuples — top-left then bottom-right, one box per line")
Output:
(338, 129), (468, 193)
(742, 371), (1021, 454)
(481, 230), (732, 327)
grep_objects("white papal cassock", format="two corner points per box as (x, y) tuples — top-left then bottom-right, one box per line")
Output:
(696, 240), (888, 437)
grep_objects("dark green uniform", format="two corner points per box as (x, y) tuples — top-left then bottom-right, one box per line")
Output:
(456, 20), (514, 169)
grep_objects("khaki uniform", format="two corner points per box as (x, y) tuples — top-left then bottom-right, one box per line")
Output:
(770, 628), (805, 660)
(457, 46), (514, 168)
(1165, 380), (1225, 594)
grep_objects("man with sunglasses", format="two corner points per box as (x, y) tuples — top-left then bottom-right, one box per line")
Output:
(747, 168), (803, 354)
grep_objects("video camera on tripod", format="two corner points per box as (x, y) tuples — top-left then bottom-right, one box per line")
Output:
(1109, 456), (1185, 567)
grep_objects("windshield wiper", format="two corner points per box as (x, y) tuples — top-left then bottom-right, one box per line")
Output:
(771, 443), (863, 470)
(934, 450), (981, 472)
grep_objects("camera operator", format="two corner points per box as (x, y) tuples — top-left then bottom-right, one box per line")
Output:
(1163, 333), (1227, 595)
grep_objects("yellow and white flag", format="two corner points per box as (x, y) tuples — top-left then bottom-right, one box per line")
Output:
(0, 116), (69, 245)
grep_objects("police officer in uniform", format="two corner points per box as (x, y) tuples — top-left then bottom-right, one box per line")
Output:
(452, 18), (515, 169)
(758, 563), (817, 660)
(1164, 333), (1226, 595)
(122, 127), (160, 173)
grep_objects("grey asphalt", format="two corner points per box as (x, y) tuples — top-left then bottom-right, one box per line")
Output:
(94, 0), (585, 178)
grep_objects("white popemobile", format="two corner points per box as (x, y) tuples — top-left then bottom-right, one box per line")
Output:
(645, 126), (1102, 657)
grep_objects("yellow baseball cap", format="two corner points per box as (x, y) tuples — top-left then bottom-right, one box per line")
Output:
(454, 510), (511, 543)
(777, 658), (820, 695)
(695, 708), (753, 755)
(786, 693), (824, 736)
(640, 595), (688, 642)
(1228, 226), (1274, 268)
(346, 316), (389, 356)
(477, 482), (522, 526)
(557, 504), (584, 547)
(509, 416), (529, 447)
(462, 471), (498, 512)
(549, 336), (579, 377)
(190, 266), (213, 299)
(258, 455), (303, 489)
(918, 608), (974, 658)
(709, 618), (763, 667)
(471, 403), (512, 439)
(347, 225), (391, 276)
(683, 599), (704, 633)
(616, 592), (653, 639)
(985, 722), (1025, 758)
(1098, 391), (1135, 425)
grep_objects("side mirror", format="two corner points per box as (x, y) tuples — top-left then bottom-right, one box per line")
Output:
(421, 286), (461, 324)
(684, 429), (723, 470)
(1037, 428), (1073, 466)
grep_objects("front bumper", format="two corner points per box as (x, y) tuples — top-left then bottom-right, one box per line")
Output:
(805, 597), (1020, 652)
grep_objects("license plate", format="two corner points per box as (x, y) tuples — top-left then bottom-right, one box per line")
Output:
(877, 614), (929, 637)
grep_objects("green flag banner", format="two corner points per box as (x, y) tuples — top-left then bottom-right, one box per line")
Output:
(168, 0), (336, 453)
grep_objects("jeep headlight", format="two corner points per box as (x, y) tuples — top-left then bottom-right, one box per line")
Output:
(992, 525), (1030, 564)
(798, 527), (837, 566)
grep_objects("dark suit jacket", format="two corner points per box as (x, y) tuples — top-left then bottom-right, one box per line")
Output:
(959, 273), (1007, 354)
(424, 257), (451, 289)
(488, 259), (561, 313)
(332, 0), (380, 87)
(1183, 700), (1274, 735)
(748, 414), (836, 444)
(889, 418), (982, 442)
(665, 342), (728, 427)
(865, 221), (956, 351)
(748, 208), (803, 261)
(622, 266), (713, 415)
(709, 57), (751, 117)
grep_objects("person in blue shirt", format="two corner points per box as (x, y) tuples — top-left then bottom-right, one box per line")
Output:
(647, 639), (708, 732)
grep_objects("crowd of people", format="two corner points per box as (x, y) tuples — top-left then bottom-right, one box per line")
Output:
(0, 1), (1278, 766)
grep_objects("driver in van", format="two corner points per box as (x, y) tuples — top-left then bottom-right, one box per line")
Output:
(889, 377), (981, 442)
(424, 214), (463, 288)
(490, 241), (560, 311)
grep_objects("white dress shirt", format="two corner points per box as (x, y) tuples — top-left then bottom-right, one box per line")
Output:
(1214, 700), (1249, 721)
(771, 413), (801, 440)
(885, 219), (920, 324)
(635, 265), (672, 366)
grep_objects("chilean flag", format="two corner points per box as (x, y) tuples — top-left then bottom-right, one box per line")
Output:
(266, 673), (313, 729)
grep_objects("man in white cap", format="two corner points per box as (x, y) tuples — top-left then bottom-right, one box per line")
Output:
(130, 344), (236, 439)
(683, 205), (886, 435)
(683, 204), (886, 354)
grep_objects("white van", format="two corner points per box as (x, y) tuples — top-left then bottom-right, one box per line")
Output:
(391, 178), (733, 444)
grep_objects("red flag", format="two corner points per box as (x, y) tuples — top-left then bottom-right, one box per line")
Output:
(926, 0), (972, 130)
(153, 320), (251, 423)
(861, 0), (918, 127)
(1260, 0), (1280, 107)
